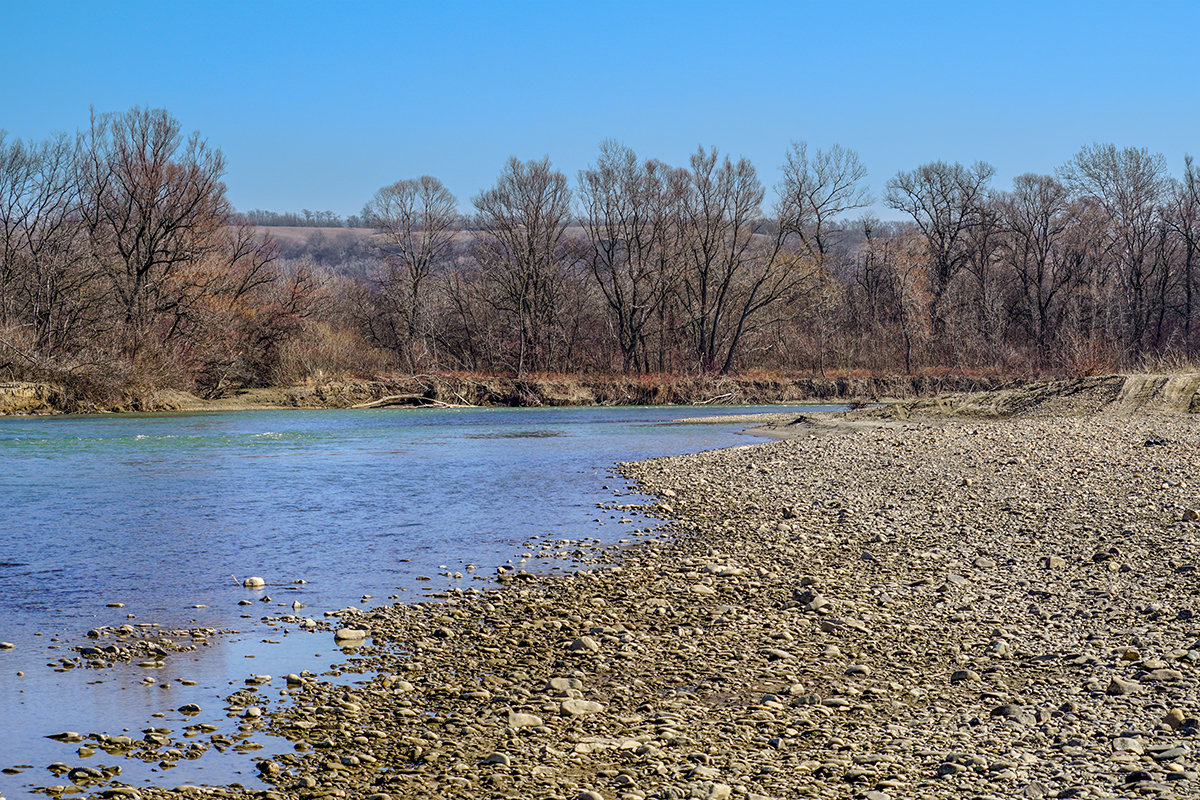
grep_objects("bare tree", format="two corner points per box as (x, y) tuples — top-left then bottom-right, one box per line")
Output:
(673, 147), (805, 374)
(885, 160), (995, 338)
(1059, 143), (1170, 352)
(996, 174), (1083, 361)
(472, 156), (573, 376)
(362, 175), (459, 370)
(776, 142), (870, 259)
(76, 107), (229, 354)
(1169, 156), (1200, 352)
(0, 131), (92, 357)
(578, 141), (686, 372)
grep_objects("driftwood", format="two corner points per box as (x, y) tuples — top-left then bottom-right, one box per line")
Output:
(696, 392), (735, 405)
(351, 394), (476, 410)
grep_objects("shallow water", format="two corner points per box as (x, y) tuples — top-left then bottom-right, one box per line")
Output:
(0, 404), (838, 796)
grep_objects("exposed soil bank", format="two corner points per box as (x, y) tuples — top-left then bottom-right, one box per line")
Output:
(0, 373), (1035, 416)
(32, 376), (1200, 800)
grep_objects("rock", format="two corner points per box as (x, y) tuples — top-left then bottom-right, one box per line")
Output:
(548, 676), (583, 692)
(482, 751), (512, 766)
(1113, 737), (1145, 754)
(0, 641), (13, 649)
(845, 664), (871, 677)
(1041, 556), (1067, 569)
(177, 703), (202, 715)
(990, 704), (1033, 725)
(507, 711), (543, 729)
(1183, 509), (1200, 522)
(334, 627), (370, 641)
(67, 766), (105, 783)
(576, 790), (604, 800)
(1151, 744), (1189, 761)
(1107, 676), (1143, 695)
(951, 669), (980, 684)
(1165, 709), (1187, 729)
(561, 699), (604, 716)
(568, 635), (601, 653)
(242, 576), (266, 588)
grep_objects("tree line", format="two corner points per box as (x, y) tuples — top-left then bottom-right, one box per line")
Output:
(2, 107), (1198, 401)
(349, 139), (1200, 377)
(240, 208), (365, 228)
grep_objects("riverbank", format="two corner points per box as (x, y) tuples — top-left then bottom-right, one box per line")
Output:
(0, 372), (1028, 416)
(39, 377), (1200, 800)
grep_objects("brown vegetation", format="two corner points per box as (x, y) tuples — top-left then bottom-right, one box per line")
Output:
(3, 109), (1200, 410)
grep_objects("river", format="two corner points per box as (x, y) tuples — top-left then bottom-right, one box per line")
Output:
(0, 404), (838, 797)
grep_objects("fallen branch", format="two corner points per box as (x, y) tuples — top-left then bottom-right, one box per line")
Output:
(352, 394), (476, 410)
(697, 392), (735, 405)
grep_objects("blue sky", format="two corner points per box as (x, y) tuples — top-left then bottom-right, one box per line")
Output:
(4, 0), (1197, 219)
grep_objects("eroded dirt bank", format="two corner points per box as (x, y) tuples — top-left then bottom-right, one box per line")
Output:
(41, 380), (1200, 800)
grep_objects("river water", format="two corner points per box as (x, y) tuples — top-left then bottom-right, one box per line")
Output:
(0, 404), (837, 797)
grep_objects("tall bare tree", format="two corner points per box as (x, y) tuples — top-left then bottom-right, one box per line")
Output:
(472, 156), (573, 375)
(885, 160), (995, 338)
(997, 174), (1081, 361)
(76, 107), (229, 354)
(776, 142), (870, 259)
(0, 131), (91, 357)
(674, 147), (804, 374)
(578, 141), (687, 372)
(362, 175), (459, 370)
(1059, 144), (1170, 352)
(1169, 156), (1200, 352)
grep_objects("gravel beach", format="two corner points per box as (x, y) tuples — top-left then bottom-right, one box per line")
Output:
(43, 376), (1200, 800)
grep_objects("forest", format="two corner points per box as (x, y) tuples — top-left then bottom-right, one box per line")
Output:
(2, 107), (1198, 401)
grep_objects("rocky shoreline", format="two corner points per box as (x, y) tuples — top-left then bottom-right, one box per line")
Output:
(35, 385), (1200, 800)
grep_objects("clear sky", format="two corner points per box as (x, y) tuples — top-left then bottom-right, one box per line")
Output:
(3, 0), (1197, 219)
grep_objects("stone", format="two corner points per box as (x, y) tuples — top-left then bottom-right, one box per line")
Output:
(67, 766), (105, 783)
(990, 704), (1033, 725)
(562, 699), (604, 716)
(242, 576), (266, 588)
(482, 751), (512, 766)
(334, 627), (370, 641)
(568, 635), (601, 653)
(1113, 737), (1144, 755)
(507, 711), (543, 729)
(177, 703), (201, 715)
(1107, 676), (1143, 695)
